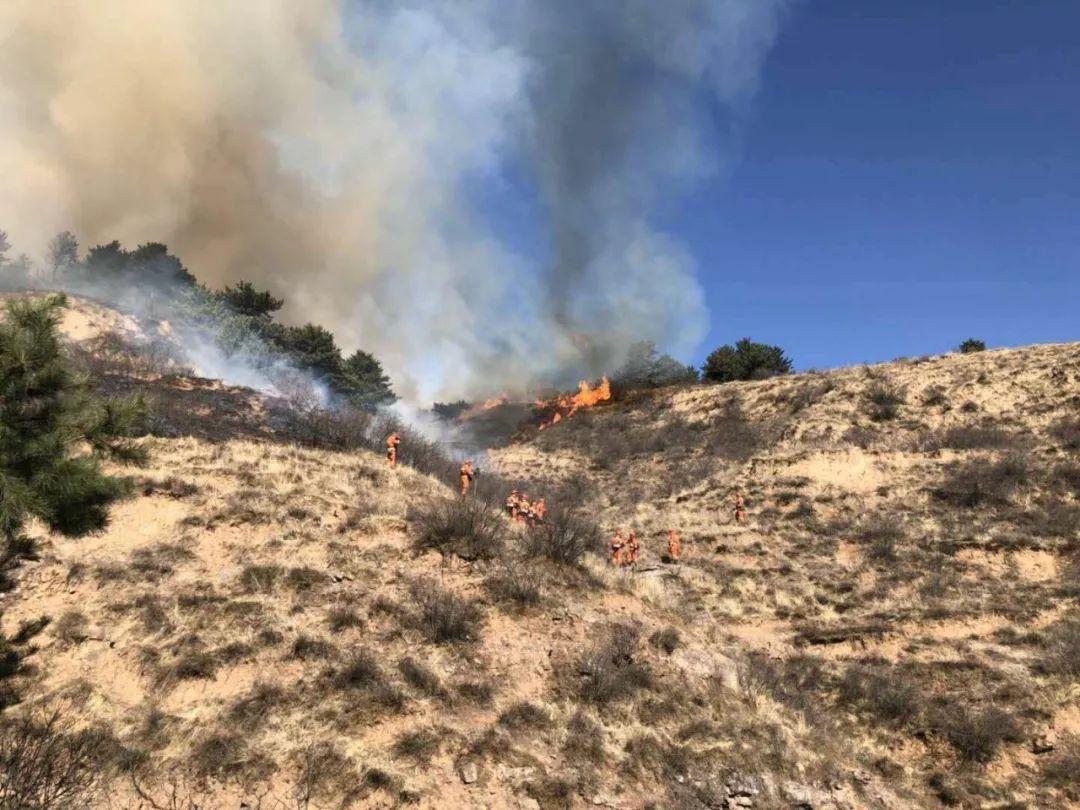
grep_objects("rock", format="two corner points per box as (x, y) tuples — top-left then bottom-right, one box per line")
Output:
(518, 799), (540, 810)
(726, 776), (763, 797)
(731, 797), (754, 808)
(460, 762), (479, 784)
(1032, 735), (1055, 755)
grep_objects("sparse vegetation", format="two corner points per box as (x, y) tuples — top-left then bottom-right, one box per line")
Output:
(409, 496), (506, 561)
(574, 623), (652, 706)
(409, 580), (484, 644)
(864, 379), (906, 421)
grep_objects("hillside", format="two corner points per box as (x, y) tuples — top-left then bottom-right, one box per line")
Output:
(0, 297), (1077, 809)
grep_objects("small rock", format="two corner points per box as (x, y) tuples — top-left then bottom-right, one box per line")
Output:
(460, 762), (478, 784)
(731, 797), (754, 809)
(1032, 735), (1055, 755)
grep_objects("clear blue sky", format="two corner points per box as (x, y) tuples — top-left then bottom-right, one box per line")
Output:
(664, 0), (1080, 370)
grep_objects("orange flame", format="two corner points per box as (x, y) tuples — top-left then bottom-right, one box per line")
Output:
(537, 377), (611, 430)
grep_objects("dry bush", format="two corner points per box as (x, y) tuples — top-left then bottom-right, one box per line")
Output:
(575, 623), (652, 706)
(409, 581), (484, 644)
(856, 516), (906, 562)
(137, 476), (199, 498)
(284, 566), (329, 593)
(864, 380), (906, 421)
(1042, 734), (1080, 800)
(453, 680), (495, 707)
(497, 702), (552, 731)
(188, 731), (275, 783)
(328, 650), (405, 712)
(408, 497), (506, 561)
(391, 727), (447, 765)
(1028, 500), (1080, 538)
(228, 682), (287, 732)
(483, 562), (543, 609)
(1053, 462), (1080, 498)
(621, 732), (691, 780)
(1040, 616), (1080, 678)
(525, 776), (576, 809)
(648, 627), (681, 655)
(523, 504), (603, 566)
(290, 635), (338, 661)
(737, 653), (826, 715)
(238, 564), (283, 593)
(914, 425), (1016, 452)
(562, 711), (605, 766)
(921, 385), (948, 407)
(69, 330), (189, 380)
(933, 453), (1030, 508)
(930, 703), (1022, 764)
(837, 664), (923, 726)
(53, 611), (89, 645)
(326, 606), (364, 632)
(1049, 417), (1080, 451)
(397, 657), (445, 698)
(292, 742), (360, 809)
(0, 711), (120, 809)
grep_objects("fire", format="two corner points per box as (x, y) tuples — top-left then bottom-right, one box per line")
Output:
(537, 376), (611, 430)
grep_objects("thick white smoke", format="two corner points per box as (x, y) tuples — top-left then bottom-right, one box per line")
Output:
(0, 0), (789, 402)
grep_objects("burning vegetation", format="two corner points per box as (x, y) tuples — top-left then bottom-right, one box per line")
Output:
(534, 377), (612, 431)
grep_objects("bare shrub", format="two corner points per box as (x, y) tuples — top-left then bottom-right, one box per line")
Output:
(0, 711), (119, 809)
(1042, 734), (1080, 800)
(1049, 417), (1080, 451)
(453, 680), (495, 707)
(188, 731), (274, 783)
(576, 624), (652, 706)
(292, 742), (359, 809)
(737, 653), (826, 714)
(562, 711), (605, 765)
(837, 665), (923, 726)
(326, 606), (363, 632)
(391, 727), (446, 765)
(523, 504), (603, 566)
(921, 386), (948, 407)
(865, 380), (906, 422)
(238, 564), (282, 593)
(290, 635), (338, 661)
(648, 627), (681, 655)
(53, 611), (89, 645)
(1041, 617), (1080, 678)
(397, 657), (445, 698)
(914, 425), (1015, 452)
(329, 650), (405, 712)
(933, 454), (1029, 507)
(409, 497), (505, 561)
(409, 580), (484, 644)
(857, 516), (905, 562)
(497, 702), (552, 731)
(228, 682), (286, 732)
(284, 566), (329, 593)
(483, 562), (543, 609)
(930, 704), (1021, 763)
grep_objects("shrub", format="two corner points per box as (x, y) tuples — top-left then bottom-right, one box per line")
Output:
(397, 657), (445, 698)
(857, 516), (905, 562)
(327, 606), (364, 632)
(409, 581), (484, 644)
(702, 338), (792, 384)
(611, 341), (698, 395)
(228, 682), (286, 732)
(648, 627), (681, 655)
(864, 380), (906, 421)
(330, 650), (405, 711)
(497, 702), (551, 731)
(391, 728), (446, 764)
(576, 624), (652, 706)
(0, 711), (119, 809)
(931, 704), (1021, 763)
(921, 385), (948, 407)
(238, 564), (283, 593)
(523, 505), (603, 566)
(958, 339), (986, 354)
(483, 563), (543, 609)
(1042, 617), (1080, 678)
(933, 454), (1029, 507)
(292, 742), (359, 809)
(1050, 418), (1080, 451)
(915, 425), (1014, 452)
(409, 497), (506, 561)
(1042, 734), (1080, 798)
(562, 712), (605, 765)
(837, 665), (923, 726)
(290, 634), (338, 661)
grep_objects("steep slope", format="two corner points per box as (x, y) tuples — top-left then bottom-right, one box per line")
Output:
(492, 341), (1080, 807)
(1, 296), (1076, 809)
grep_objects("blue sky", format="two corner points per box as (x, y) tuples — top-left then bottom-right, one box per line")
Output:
(661, 0), (1079, 370)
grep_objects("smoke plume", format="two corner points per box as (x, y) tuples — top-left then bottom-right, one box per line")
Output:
(0, 0), (789, 401)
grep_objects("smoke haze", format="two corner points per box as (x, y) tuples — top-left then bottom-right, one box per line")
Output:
(0, 0), (789, 401)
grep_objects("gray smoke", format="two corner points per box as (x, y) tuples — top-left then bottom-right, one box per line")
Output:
(0, 0), (789, 401)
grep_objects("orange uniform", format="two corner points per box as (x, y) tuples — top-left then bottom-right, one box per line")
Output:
(386, 433), (401, 467)
(460, 460), (475, 496)
(626, 531), (640, 566)
(734, 491), (746, 524)
(667, 530), (681, 561)
(533, 498), (547, 523)
(610, 530), (626, 566)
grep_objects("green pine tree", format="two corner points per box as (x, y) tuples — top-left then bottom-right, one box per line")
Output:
(0, 295), (148, 567)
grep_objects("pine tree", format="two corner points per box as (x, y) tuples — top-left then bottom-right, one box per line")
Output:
(0, 295), (147, 568)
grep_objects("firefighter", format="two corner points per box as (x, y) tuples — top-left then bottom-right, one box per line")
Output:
(667, 530), (681, 562)
(533, 498), (547, 524)
(734, 491), (747, 524)
(460, 459), (475, 496)
(610, 529), (626, 566)
(506, 490), (520, 519)
(626, 531), (640, 566)
(386, 433), (400, 468)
